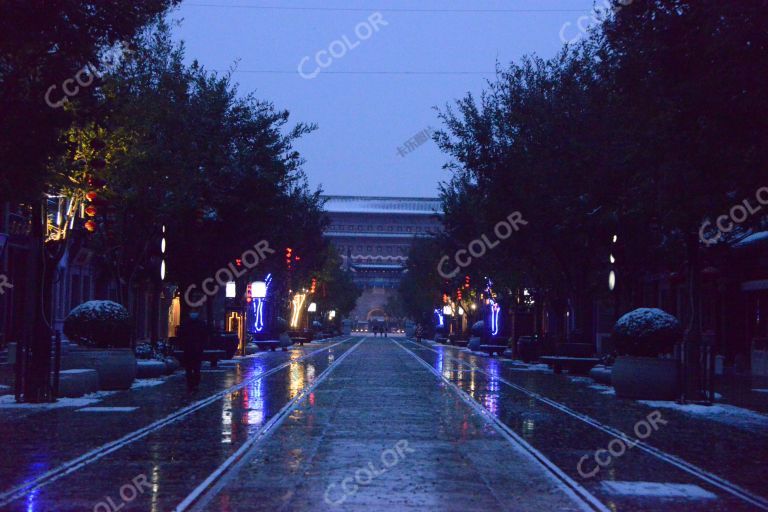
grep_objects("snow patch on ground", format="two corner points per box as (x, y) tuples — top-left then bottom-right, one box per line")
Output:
(638, 400), (768, 431)
(131, 377), (172, 389)
(601, 481), (717, 500)
(589, 384), (616, 395)
(508, 363), (552, 373)
(0, 394), (104, 409)
(568, 376), (593, 384)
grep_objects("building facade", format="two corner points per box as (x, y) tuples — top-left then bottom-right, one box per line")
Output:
(322, 196), (442, 328)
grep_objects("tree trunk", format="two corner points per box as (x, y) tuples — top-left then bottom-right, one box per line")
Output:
(682, 231), (705, 402)
(19, 199), (54, 402)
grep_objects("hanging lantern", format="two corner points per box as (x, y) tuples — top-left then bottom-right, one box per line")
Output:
(84, 220), (97, 232)
(85, 205), (98, 217)
(86, 191), (98, 201)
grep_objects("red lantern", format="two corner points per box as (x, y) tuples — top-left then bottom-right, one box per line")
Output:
(85, 205), (98, 217)
(86, 191), (98, 201)
(84, 220), (97, 232)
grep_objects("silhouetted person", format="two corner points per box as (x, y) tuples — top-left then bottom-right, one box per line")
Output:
(179, 308), (208, 392)
(415, 324), (424, 342)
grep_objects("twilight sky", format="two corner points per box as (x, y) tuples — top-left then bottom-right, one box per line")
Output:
(171, 0), (597, 198)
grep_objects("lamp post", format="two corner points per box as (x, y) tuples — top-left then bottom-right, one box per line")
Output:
(0, 232), (9, 260)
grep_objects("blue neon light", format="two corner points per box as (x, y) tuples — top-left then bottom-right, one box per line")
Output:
(434, 308), (444, 328)
(254, 274), (273, 332)
(490, 302), (500, 336)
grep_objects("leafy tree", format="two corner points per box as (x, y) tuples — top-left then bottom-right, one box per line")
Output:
(86, 22), (324, 321)
(0, 0), (180, 403)
(313, 247), (360, 325)
(398, 237), (445, 324)
(0, 0), (180, 201)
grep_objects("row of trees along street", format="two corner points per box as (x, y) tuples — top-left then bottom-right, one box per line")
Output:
(0, 4), (356, 402)
(399, 0), (768, 400)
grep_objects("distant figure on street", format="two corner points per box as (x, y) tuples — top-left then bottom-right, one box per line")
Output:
(372, 325), (378, 337)
(383, 324), (388, 337)
(178, 307), (208, 392)
(415, 324), (423, 342)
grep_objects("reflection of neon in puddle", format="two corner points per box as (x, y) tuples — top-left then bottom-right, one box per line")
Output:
(482, 360), (500, 418)
(26, 486), (38, 512)
(522, 418), (535, 437)
(246, 376), (265, 427)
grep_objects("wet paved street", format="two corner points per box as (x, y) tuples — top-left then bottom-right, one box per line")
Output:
(1, 335), (767, 511)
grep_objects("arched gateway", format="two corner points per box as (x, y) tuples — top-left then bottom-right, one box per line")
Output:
(322, 196), (443, 330)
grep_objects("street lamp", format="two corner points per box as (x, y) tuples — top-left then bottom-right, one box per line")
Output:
(160, 225), (166, 281)
(0, 232), (9, 259)
(308, 302), (317, 313)
(225, 281), (237, 298)
(251, 281), (267, 299)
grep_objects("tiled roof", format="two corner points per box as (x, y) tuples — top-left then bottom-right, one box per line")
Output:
(322, 196), (442, 215)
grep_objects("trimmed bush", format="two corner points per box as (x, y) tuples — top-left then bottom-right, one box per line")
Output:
(64, 300), (132, 348)
(612, 308), (680, 357)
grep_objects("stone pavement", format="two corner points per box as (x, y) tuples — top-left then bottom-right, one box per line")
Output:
(197, 336), (587, 511)
(1, 335), (767, 511)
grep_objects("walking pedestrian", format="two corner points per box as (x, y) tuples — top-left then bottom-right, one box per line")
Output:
(415, 323), (423, 343)
(178, 306), (208, 393)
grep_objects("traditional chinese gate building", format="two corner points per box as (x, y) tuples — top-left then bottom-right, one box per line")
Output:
(322, 196), (442, 329)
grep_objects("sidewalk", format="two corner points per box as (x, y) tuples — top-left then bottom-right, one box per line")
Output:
(199, 337), (588, 511)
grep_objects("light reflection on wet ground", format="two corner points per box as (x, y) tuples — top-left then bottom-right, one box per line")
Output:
(1, 338), (358, 512)
(406, 340), (768, 511)
(5, 337), (768, 512)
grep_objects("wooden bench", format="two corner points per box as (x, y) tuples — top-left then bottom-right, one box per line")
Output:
(452, 339), (469, 348)
(479, 344), (507, 357)
(291, 337), (310, 346)
(540, 356), (600, 375)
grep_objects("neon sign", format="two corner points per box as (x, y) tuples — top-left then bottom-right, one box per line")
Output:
(434, 308), (444, 328)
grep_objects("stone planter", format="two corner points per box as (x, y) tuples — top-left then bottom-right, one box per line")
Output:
(163, 357), (180, 375)
(588, 365), (612, 385)
(137, 360), (166, 379)
(58, 369), (100, 398)
(752, 338), (768, 378)
(612, 356), (679, 400)
(516, 336), (538, 363)
(62, 348), (136, 391)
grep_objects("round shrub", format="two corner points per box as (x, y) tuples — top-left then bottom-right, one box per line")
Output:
(612, 308), (681, 357)
(63, 300), (132, 348)
(134, 343), (154, 360)
(471, 321), (485, 337)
